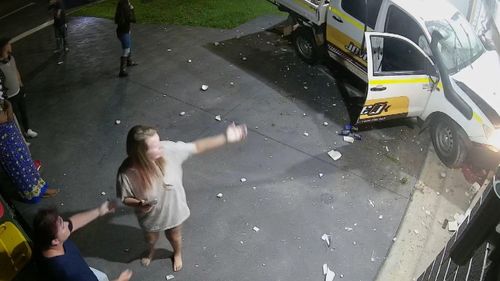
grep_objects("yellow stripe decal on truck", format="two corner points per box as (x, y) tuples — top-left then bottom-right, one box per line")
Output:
(472, 112), (483, 124)
(328, 6), (369, 32)
(294, 0), (316, 12)
(358, 96), (409, 123)
(369, 78), (431, 85)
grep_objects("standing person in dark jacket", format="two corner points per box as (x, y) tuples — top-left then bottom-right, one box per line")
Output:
(49, 0), (68, 64)
(114, 0), (138, 77)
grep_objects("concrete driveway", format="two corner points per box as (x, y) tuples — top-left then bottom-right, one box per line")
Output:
(8, 15), (430, 281)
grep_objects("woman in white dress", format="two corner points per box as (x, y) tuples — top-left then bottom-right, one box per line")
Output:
(116, 123), (247, 271)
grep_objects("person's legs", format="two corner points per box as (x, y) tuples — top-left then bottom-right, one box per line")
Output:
(165, 225), (183, 272)
(118, 33), (131, 77)
(89, 267), (110, 281)
(142, 231), (159, 266)
(126, 32), (137, 66)
(8, 94), (29, 134)
(53, 25), (62, 52)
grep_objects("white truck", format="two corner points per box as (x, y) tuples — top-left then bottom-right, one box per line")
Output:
(268, 0), (500, 168)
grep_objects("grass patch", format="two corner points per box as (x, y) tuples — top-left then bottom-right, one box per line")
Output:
(72, 0), (284, 29)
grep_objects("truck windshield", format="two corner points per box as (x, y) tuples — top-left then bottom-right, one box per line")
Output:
(426, 13), (485, 74)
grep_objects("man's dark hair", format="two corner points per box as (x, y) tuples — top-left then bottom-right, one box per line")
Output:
(33, 207), (60, 250)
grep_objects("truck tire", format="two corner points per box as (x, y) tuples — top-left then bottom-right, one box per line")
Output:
(430, 116), (470, 168)
(293, 26), (319, 64)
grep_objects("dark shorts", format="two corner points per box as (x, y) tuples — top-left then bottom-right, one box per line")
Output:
(117, 32), (131, 49)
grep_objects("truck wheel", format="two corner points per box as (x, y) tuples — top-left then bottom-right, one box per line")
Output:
(293, 27), (319, 64)
(430, 116), (470, 168)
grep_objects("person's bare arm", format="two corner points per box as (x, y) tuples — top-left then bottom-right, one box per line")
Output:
(16, 68), (23, 87)
(194, 123), (247, 154)
(113, 269), (133, 281)
(69, 201), (116, 232)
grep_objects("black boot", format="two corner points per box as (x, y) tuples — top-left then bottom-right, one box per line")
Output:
(119, 56), (128, 77)
(127, 53), (138, 67)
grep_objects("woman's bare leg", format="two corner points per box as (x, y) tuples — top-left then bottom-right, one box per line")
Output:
(165, 225), (183, 271)
(142, 231), (159, 266)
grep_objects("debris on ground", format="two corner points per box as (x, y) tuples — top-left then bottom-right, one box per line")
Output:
(448, 220), (458, 232)
(370, 250), (376, 262)
(230, 81), (235, 86)
(319, 173), (324, 178)
(378, 215), (383, 220)
(328, 150), (342, 161)
(115, 120), (121, 125)
(323, 264), (336, 281)
(167, 48), (172, 52)
(101, 191), (106, 196)
(179, 111), (186, 116)
(368, 199), (375, 208)
(240, 177), (247, 183)
(165, 274), (174, 280)
(304, 132), (309, 137)
(321, 234), (331, 247)
(323, 122), (329, 126)
(344, 227), (353, 232)
(187, 59), (192, 63)
(215, 115), (222, 121)
(216, 193), (223, 198)
(253, 226), (260, 232)
(400, 177), (408, 184)
(469, 182), (481, 194)
(343, 136), (354, 143)
(440, 172), (447, 178)
(242, 57), (247, 61)
(201, 84), (208, 91)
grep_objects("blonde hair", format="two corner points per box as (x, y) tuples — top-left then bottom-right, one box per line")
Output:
(124, 125), (166, 189)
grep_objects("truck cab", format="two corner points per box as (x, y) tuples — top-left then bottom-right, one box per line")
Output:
(270, 0), (500, 168)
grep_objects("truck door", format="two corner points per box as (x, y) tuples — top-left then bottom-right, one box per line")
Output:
(326, 0), (383, 70)
(358, 32), (438, 124)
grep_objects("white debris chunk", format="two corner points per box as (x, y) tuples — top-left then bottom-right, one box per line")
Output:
(319, 173), (324, 178)
(240, 177), (247, 183)
(115, 120), (121, 125)
(328, 150), (342, 161)
(167, 48), (172, 52)
(321, 234), (330, 247)
(179, 111), (186, 116)
(368, 199), (375, 208)
(303, 132), (309, 137)
(253, 226), (260, 232)
(216, 193), (223, 198)
(323, 264), (336, 281)
(344, 227), (353, 232)
(165, 274), (175, 280)
(378, 215), (383, 220)
(448, 221), (458, 232)
(425, 210), (431, 216)
(440, 172), (447, 178)
(370, 250), (376, 262)
(343, 136), (354, 143)
(229, 81), (235, 86)
(101, 191), (106, 196)
(414, 229), (420, 234)
(242, 57), (247, 61)
(323, 122), (329, 126)
(201, 84), (209, 91)
(187, 59), (192, 63)
(385, 146), (389, 152)
(215, 115), (222, 121)
(214, 42), (220, 46)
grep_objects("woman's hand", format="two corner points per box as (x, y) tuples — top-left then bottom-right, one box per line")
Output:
(226, 123), (247, 143)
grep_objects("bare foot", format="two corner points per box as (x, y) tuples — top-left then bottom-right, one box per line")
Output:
(140, 257), (151, 267)
(42, 188), (60, 198)
(173, 254), (183, 272)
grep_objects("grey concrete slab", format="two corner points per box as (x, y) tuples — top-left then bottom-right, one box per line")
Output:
(7, 15), (427, 281)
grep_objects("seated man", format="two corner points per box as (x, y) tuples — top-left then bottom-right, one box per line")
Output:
(33, 201), (133, 281)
